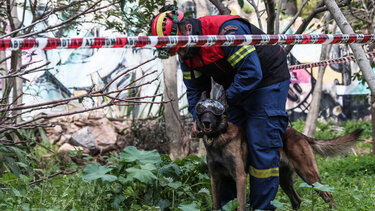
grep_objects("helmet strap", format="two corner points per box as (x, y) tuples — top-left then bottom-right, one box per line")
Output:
(166, 12), (179, 35)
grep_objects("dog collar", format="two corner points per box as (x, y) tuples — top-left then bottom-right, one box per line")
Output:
(203, 135), (214, 146)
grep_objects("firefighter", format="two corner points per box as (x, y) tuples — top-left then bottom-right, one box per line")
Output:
(150, 5), (290, 210)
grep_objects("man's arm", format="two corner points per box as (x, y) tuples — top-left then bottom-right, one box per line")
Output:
(220, 20), (263, 105)
(181, 64), (211, 120)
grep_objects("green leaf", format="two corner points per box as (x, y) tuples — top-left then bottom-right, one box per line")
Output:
(0, 189), (4, 202)
(14, 130), (25, 141)
(118, 176), (127, 185)
(167, 181), (182, 189)
(139, 0), (146, 6)
(299, 182), (313, 188)
(159, 163), (181, 176)
(120, 146), (161, 165)
(16, 162), (28, 169)
(11, 187), (22, 197)
(198, 188), (210, 195)
(222, 199), (240, 211)
(238, 0), (244, 8)
(125, 163), (157, 184)
(178, 202), (200, 211)
(5, 157), (21, 176)
(21, 203), (30, 210)
(1, 172), (17, 183)
(157, 199), (171, 210)
(19, 174), (30, 184)
(38, 127), (49, 144)
(111, 195), (125, 209)
(312, 182), (334, 192)
(82, 163), (117, 182)
(271, 200), (288, 209)
(120, 0), (126, 12)
(4, 133), (13, 141)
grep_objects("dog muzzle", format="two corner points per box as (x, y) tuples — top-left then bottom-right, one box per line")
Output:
(195, 99), (225, 116)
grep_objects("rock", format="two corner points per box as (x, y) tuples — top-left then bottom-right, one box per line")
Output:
(57, 134), (71, 146)
(48, 134), (61, 145)
(58, 143), (84, 153)
(53, 125), (63, 134)
(92, 118), (117, 146)
(69, 127), (97, 150)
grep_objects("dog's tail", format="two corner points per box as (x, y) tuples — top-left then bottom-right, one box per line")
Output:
(305, 128), (363, 157)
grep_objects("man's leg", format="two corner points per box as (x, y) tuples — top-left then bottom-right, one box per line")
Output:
(243, 80), (289, 210)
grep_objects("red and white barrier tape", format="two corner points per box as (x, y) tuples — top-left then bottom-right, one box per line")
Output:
(288, 52), (375, 70)
(1, 34), (375, 51)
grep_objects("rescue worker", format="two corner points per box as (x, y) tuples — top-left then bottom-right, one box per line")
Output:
(150, 5), (290, 210)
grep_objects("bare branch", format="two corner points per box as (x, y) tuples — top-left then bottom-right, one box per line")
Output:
(348, 3), (371, 25)
(284, 0), (350, 54)
(247, 0), (264, 31)
(29, 170), (78, 185)
(6, 0), (16, 31)
(103, 57), (157, 91)
(281, 0), (309, 34)
(0, 139), (32, 145)
(0, 55), (11, 64)
(0, 10), (53, 39)
(275, 0), (284, 34)
(17, 0), (28, 35)
(19, 0), (109, 38)
(0, 62), (52, 79)
(209, 0), (231, 15)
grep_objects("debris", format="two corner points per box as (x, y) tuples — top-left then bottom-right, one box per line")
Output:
(69, 127), (97, 151)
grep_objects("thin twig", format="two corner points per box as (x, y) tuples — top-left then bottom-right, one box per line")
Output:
(20, 1), (120, 38)
(0, 139), (32, 145)
(28, 170), (78, 185)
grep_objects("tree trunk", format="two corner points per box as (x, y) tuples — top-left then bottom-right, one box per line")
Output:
(10, 51), (22, 123)
(324, 0), (375, 153)
(303, 45), (329, 137)
(284, 0), (297, 16)
(0, 51), (6, 102)
(324, 0), (375, 93)
(303, 12), (330, 137)
(372, 96), (375, 154)
(368, 16), (375, 154)
(10, 0), (23, 123)
(264, 0), (276, 34)
(162, 56), (183, 160)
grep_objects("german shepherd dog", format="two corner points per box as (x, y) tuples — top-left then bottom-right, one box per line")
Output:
(195, 91), (363, 210)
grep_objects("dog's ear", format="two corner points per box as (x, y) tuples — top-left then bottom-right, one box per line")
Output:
(218, 91), (228, 107)
(200, 91), (207, 100)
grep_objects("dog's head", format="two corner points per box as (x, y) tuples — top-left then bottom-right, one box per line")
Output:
(195, 91), (228, 137)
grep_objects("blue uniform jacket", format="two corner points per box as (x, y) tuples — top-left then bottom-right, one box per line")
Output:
(181, 19), (263, 119)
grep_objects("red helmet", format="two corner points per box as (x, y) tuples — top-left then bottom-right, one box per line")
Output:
(150, 10), (184, 36)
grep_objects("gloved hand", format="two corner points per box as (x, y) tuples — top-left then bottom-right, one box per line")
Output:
(191, 120), (204, 138)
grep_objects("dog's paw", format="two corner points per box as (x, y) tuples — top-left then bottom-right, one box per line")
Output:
(191, 130), (204, 138)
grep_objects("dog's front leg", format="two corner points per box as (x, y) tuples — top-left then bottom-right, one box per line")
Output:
(211, 175), (221, 210)
(236, 171), (247, 211)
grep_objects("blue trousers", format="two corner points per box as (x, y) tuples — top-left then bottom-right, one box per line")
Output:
(221, 79), (290, 210)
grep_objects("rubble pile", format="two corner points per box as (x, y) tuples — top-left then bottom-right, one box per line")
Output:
(43, 110), (169, 157)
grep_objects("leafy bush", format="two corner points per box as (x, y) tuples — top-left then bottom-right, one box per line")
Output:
(1, 120), (375, 210)
(79, 146), (211, 210)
